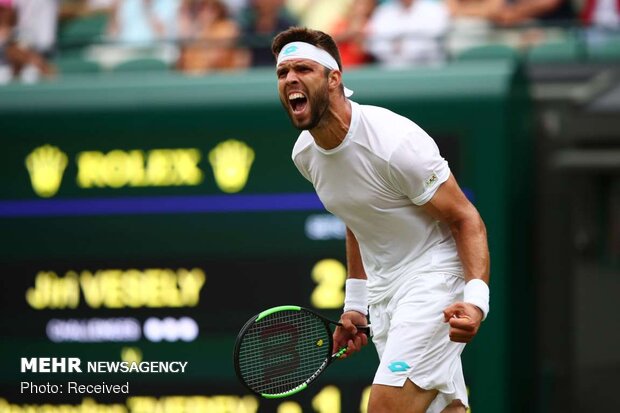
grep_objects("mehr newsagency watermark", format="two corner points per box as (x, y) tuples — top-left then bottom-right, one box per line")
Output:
(19, 357), (188, 395)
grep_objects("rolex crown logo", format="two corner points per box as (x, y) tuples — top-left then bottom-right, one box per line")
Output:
(208, 139), (255, 193)
(25, 144), (68, 198)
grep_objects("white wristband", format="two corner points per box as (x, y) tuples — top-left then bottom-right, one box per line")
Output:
(463, 279), (489, 321)
(343, 278), (368, 316)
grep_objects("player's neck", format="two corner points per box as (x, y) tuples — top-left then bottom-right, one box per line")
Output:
(310, 97), (352, 150)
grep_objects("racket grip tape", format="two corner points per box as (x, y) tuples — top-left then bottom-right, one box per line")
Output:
(356, 325), (372, 337)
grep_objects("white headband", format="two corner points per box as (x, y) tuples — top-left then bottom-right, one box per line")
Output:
(276, 41), (354, 97)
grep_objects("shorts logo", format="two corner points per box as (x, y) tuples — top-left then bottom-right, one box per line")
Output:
(388, 361), (410, 372)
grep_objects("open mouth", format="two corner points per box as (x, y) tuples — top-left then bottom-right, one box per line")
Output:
(288, 92), (308, 115)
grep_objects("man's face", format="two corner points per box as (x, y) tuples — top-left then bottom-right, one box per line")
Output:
(276, 58), (330, 130)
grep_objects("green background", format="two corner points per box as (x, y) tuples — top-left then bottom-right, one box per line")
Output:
(0, 60), (532, 412)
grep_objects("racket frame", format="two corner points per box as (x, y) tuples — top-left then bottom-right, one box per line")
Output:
(233, 305), (369, 399)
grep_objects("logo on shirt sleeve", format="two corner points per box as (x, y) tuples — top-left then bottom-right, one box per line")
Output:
(424, 173), (438, 189)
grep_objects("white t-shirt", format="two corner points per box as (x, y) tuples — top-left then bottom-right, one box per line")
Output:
(292, 101), (463, 304)
(593, 0), (620, 28)
(14, 0), (59, 52)
(366, 0), (450, 67)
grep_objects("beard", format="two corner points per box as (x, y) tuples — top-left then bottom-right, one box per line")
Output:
(282, 81), (330, 131)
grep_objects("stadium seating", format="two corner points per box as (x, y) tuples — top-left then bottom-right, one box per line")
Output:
(112, 58), (170, 73)
(527, 37), (582, 63)
(455, 44), (519, 62)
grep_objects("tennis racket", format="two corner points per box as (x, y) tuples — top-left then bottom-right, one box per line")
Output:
(233, 305), (371, 399)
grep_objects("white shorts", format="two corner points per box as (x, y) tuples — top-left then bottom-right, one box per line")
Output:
(370, 272), (468, 413)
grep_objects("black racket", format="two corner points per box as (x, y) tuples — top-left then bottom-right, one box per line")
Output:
(233, 305), (371, 399)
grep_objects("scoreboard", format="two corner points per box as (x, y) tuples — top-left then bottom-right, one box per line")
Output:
(0, 63), (532, 413)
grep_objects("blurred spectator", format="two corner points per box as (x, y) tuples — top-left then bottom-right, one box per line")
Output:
(223, 0), (248, 18)
(366, 0), (450, 67)
(0, 0), (14, 82)
(487, 0), (576, 52)
(3, 41), (56, 82)
(239, 0), (296, 67)
(1, 0), (58, 82)
(580, 0), (620, 47)
(330, 0), (376, 68)
(0, 0), (12, 45)
(87, 0), (116, 12)
(13, 0), (59, 57)
(446, 0), (503, 55)
(285, 0), (352, 33)
(87, 0), (180, 69)
(581, 0), (620, 29)
(176, 0), (243, 73)
(58, 0), (113, 18)
(491, 0), (575, 26)
(107, 0), (179, 45)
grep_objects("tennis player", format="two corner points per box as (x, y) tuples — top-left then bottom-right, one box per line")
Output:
(272, 27), (490, 413)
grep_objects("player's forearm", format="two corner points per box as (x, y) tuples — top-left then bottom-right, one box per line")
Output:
(344, 228), (368, 315)
(450, 209), (490, 284)
(345, 227), (367, 280)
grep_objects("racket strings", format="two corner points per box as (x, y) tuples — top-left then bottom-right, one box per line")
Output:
(237, 310), (331, 395)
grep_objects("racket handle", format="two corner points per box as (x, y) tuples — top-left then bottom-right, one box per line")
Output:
(336, 323), (372, 337)
(356, 325), (372, 337)
(333, 347), (348, 359)
(331, 325), (372, 359)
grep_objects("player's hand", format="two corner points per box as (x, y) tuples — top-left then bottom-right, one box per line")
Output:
(333, 311), (368, 358)
(443, 302), (483, 343)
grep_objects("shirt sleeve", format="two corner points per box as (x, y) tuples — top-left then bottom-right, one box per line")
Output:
(292, 153), (312, 183)
(291, 133), (314, 183)
(387, 128), (450, 206)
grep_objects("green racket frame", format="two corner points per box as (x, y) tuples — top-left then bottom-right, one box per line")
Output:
(233, 305), (370, 399)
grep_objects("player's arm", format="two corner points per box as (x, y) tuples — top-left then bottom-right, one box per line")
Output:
(346, 227), (367, 282)
(333, 227), (369, 357)
(420, 173), (490, 342)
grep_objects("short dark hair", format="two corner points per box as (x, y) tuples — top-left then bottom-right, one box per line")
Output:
(271, 26), (343, 71)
